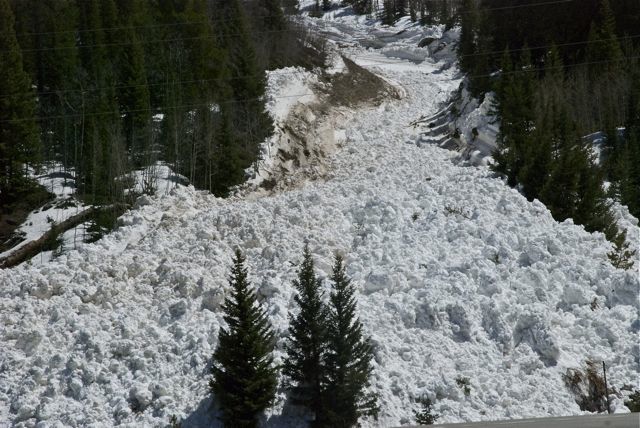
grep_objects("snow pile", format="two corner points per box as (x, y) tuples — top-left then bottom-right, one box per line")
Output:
(1, 7), (639, 428)
(264, 67), (318, 123)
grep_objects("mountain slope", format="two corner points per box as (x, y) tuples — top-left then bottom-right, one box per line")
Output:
(1, 9), (638, 428)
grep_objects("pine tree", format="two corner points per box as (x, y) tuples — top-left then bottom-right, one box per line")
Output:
(76, 0), (125, 203)
(283, 244), (329, 427)
(493, 47), (536, 187)
(0, 0), (40, 204)
(210, 250), (278, 428)
(118, 22), (151, 167)
(618, 70), (640, 217)
(212, 112), (245, 197)
(607, 229), (636, 270)
(215, 0), (272, 175)
(325, 255), (377, 427)
(458, 0), (478, 74)
(585, 0), (623, 71)
(414, 397), (439, 425)
(519, 45), (565, 201)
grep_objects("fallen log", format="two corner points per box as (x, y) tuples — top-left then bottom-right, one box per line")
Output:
(0, 204), (129, 269)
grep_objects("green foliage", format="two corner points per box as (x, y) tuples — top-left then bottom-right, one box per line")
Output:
(607, 229), (636, 270)
(0, 0), (40, 204)
(492, 47), (536, 187)
(625, 390), (640, 412)
(585, 0), (623, 74)
(325, 255), (378, 426)
(455, 376), (471, 396)
(414, 397), (439, 425)
(210, 250), (278, 428)
(283, 244), (330, 426)
(3, 0), (314, 204)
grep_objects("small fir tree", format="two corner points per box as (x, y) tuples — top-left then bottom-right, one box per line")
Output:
(325, 255), (377, 426)
(608, 229), (636, 270)
(414, 397), (439, 425)
(210, 250), (278, 428)
(283, 244), (329, 427)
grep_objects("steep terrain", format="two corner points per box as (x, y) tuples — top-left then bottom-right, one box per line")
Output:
(1, 8), (638, 428)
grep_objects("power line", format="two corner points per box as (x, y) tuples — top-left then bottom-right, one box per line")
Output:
(462, 0), (574, 13)
(1, 54), (637, 124)
(4, 27), (308, 55)
(457, 33), (640, 59)
(2, 0), (576, 42)
(0, 31), (636, 101)
(3, 11), (308, 38)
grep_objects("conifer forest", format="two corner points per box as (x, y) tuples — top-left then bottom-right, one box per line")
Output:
(0, 1), (639, 427)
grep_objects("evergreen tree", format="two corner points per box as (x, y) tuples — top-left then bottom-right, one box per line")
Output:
(585, 0), (623, 72)
(607, 229), (636, 270)
(519, 45), (564, 201)
(210, 250), (278, 428)
(118, 22), (151, 166)
(493, 47), (536, 187)
(618, 70), (640, 217)
(0, 0), (40, 204)
(414, 397), (439, 425)
(572, 145), (617, 240)
(283, 244), (330, 427)
(458, 0), (478, 74)
(539, 141), (581, 222)
(76, 0), (125, 203)
(325, 255), (377, 427)
(215, 0), (272, 176)
(212, 112), (245, 197)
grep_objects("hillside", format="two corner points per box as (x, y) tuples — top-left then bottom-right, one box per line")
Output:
(1, 5), (639, 428)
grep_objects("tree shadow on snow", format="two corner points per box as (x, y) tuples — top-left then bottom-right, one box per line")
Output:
(181, 396), (221, 428)
(180, 393), (308, 428)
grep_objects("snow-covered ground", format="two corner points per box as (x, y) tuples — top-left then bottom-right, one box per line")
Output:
(1, 6), (639, 428)
(0, 165), (90, 262)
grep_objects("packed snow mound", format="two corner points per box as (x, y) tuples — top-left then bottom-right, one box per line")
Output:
(2, 99), (638, 427)
(1, 9), (639, 428)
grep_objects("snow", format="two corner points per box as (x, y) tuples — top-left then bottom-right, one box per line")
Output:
(125, 163), (187, 197)
(265, 67), (318, 123)
(0, 165), (90, 261)
(1, 5), (639, 428)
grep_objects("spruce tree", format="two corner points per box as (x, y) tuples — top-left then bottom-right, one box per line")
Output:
(414, 397), (439, 425)
(117, 22), (151, 167)
(210, 250), (278, 428)
(283, 244), (329, 427)
(608, 229), (636, 270)
(493, 47), (536, 187)
(458, 0), (478, 74)
(215, 0), (272, 177)
(619, 71), (640, 217)
(0, 0), (40, 204)
(585, 0), (623, 72)
(325, 255), (377, 427)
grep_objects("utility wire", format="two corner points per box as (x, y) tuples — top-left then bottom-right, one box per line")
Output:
(1, 0), (578, 41)
(1, 54), (636, 124)
(0, 31), (636, 101)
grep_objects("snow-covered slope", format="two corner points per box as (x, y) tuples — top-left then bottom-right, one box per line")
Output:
(1, 8), (639, 428)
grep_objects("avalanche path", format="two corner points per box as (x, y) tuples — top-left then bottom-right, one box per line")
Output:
(1, 9), (639, 428)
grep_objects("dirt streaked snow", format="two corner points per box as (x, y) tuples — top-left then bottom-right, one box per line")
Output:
(1, 7), (639, 428)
